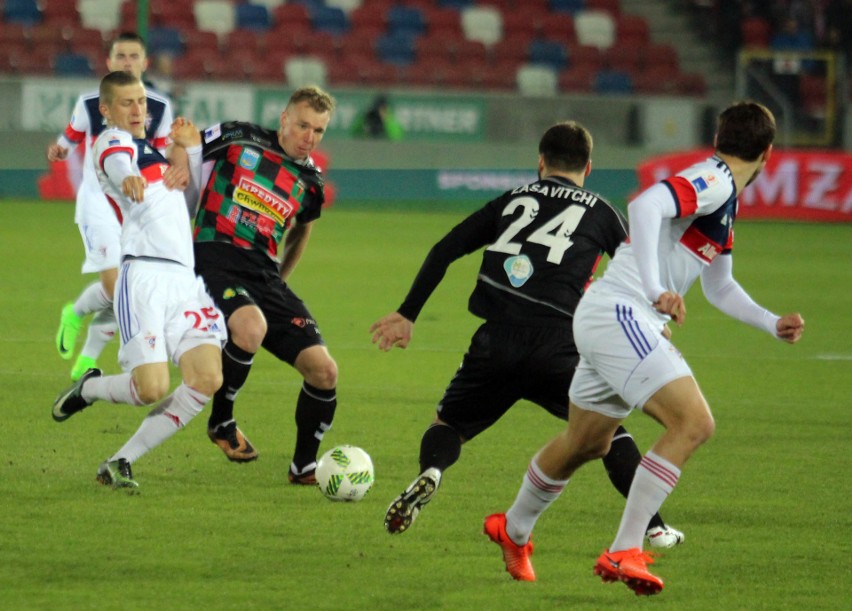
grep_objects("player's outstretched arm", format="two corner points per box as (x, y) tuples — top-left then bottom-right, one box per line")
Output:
(775, 313), (804, 343)
(370, 312), (414, 351)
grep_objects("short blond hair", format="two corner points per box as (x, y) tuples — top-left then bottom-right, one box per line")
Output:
(288, 85), (336, 115)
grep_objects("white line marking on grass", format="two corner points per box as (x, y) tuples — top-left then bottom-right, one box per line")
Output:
(813, 354), (852, 361)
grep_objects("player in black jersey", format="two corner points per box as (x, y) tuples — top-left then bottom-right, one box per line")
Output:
(371, 121), (684, 555)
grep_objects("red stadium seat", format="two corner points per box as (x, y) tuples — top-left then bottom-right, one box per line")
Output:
(602, 45), (641, 73)
(172, 49), (213, 80)
(415, 34), (456, 63)
(616, 15), (649, 46)
(642, 43), (679, 73)
(633, 64), (680, 94)
(559, 65), (596, 92)
(349, 4), (388, 33)
(423, 7), (464, 37)
(272, 3), (311, 31)
(740, 17), (770, 48)
(585, 0), (621, 17)
(40, 0), (81, 27)
(540, 13), (577, 46)
(675, 72), (706, 96)
(567, 44), (603, 73)
(182, 29), (221, 55)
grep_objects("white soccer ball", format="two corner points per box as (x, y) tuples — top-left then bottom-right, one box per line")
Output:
(315, 445), (375, 502)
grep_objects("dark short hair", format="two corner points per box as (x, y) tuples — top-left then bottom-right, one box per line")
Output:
(288, 85), (336, 115)
(539, 121), (593, 173)
(99, 70), (142, 105)
(715, 101), (776, 161)
(109, 32), (147, 55)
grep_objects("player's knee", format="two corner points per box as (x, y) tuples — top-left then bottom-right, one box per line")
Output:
(187, 368), (222, 397)
(680, 410), (716, 449)
(229, 311), (267, 352)
(306, 358), (338, 390)
(135, 378), (169, 405)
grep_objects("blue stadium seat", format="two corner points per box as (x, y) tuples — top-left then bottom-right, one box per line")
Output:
(147, 27), (184, 57)
(54, 52), (94, 76)
(550, 0), (585, 14)
(375, 34), (416, 66)
(387, 6), (426, 38)
(594, 69), (633, 94)
(311, 6), (349, 35)
(3, 0), (42, 26)
(236, 4), (272, 31)
(528, 39), (569, 71)
(437, 0), (474, 9)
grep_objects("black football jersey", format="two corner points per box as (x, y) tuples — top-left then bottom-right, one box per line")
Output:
(398, 176), (627, 325)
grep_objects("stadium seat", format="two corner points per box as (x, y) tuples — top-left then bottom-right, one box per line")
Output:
(540, 13), (577, 46)
(172, 49), (213, 80)
(236, 4), (273, 31)
(489, 33), (531, 65)
(585, 0), (620, 17)
(675, 72), (706, 96)
(461, 6), (503, 47)
(285, 55), (328, 87)
(478, 59), (519, 90)
(416, 34), (456, 64)
(3, 0), (42, 26)
(438, 0), (475, 9)
(549, 0), (585, 14)
(0, 22), (29, 47)
(501, 12), (541, 41)
(423, 7), (463, 36)
(568, 43), (603, 73)
(182, 29), (221, 55)
(516, 64), (558, 96)
(528, 39), (569, 71)
(740, 17), (771, 48)
(40, 0), (80, 27)
(642, 43), (679, 73)
(602, 45), (640, 73)
(68, 28), (107, 60)
(388, 6), (426, 37)
(558, 65), (595, 92)
(454, 39), (489, 64)
(78, 0), (123, 33)
(349, 4), (387, 33)
(54, 52), (94, 76)
(574, 9), (616, 48)
(594, 69), (633, 94)
(272, 3), (311, 30)
(633, 64), (680, 94)
(375, 34), (416, 65)
(147, 27), (185, 57)
(249, 0), (287, 8)
(194, 0), (237, 37)
(151, 3), (196, 31)
(325, 0), (363, 13)
(311, 6), (349, 35)
(616, 15), (649, 46)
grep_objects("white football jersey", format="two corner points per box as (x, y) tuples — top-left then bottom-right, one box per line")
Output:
(597, 156), (738, 323)
(92, 127), (193, 268)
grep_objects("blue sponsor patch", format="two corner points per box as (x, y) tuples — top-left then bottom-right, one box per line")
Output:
(503, 254), (534, 288)
(108, 138), (120, 146)
(203, 124), (221, 143)
(239, 148), (261, 170)
(691, 176), (708, 192)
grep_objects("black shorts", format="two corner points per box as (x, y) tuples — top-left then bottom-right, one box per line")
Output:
(195, 244), (325, 365)
(437, 322), (578, 441)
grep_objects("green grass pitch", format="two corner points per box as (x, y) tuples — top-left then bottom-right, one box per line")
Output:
(0, 200), (850, 609)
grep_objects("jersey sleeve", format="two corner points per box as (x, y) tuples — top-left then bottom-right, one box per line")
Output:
(598, 199), (629, 257)
(95, 129), (139, 188)
(398, 201), (497, 321)
(150, 99), (174, 152)
(663, 165), (731, 218)
(58, 95), (90, 149)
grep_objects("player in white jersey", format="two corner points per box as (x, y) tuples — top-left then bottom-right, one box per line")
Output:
(47, 32), (175, 381)
(485, 102), (805, 594)
(51, 71), (224, 490)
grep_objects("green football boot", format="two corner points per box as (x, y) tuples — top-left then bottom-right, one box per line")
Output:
(56, 303), (82, 360)
(71, 355), (98, 381)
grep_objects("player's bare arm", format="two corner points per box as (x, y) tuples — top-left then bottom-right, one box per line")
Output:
(370, 312), (413, 351)
(776, 313), (805, 343)
(169, 117), (201, 148)
(279, 220), (313, 282)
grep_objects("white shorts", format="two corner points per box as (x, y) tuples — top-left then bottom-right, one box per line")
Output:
(114, 259), (227, 372)
(569, 287), (693, 419)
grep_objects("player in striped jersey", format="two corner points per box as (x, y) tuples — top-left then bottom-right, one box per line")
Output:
(48, 32), (174, 382)
(181, 87), (339, 484)
(488, 102), (805, 595)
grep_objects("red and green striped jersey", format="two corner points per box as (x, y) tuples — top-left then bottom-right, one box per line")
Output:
(194, 121), (325, 262)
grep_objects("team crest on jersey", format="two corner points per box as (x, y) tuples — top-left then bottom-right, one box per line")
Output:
(239, 149), (261, 170)
(503, 254), (534, 287)
(145, 334), (157, 350)
(222, 287), (248, 300)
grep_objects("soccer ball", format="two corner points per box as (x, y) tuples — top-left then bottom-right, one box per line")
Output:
(315, 445), (375, 502)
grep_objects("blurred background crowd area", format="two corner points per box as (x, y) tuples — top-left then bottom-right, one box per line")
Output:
(2, 0), (846, 98)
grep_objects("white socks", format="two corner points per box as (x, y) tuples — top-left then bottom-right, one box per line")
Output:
(610, 451), (680, 552)
(79, 307), (117, 360)
(82, 372), (144, 406)
(505, 458), (569, 546)
(73, 281), (112, 317)
(111, 384), (209, 464)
